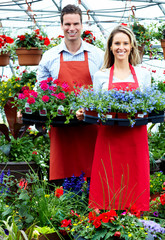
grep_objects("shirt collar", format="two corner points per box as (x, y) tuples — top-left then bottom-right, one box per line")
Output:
(58, 39), (91, 55)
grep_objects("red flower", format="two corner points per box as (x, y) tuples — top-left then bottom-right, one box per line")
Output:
(18, 35), (26, 41)
(42, 95), (50, 102)
(27, 96), (35, 104)
(152, 70), (156, 73)
(55, 92), (66, 100)
(5, 36), (14, 44)
(55, 187), (64, 198)
(121, 23), (127, 26)
(44, 37), (50, 46)
(107, 209), (117, 217)
(93, 218), (101, 228)
(88, 211), (97, 221)
(84, 30), (92, 35)
(99, 212), (110, 223)
(32, 151), (37, 155)
(30, 90), (38, 98)
(160, 193), (165, 205)
(34, 29), (40, 35)
(114, 231), (121, 237)
(19, 179), (28, 190)
(40, 82), (49, 91)
(61, 219), (71, 228)
(58, 35), (64, 38)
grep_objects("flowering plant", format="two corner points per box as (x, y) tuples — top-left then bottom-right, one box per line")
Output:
(150, 171), (165, 195)
(60, 209), (150, 240)
(16, 77), (81, 125)
(81, 30), (96, 45)
(77, 86), (165, 126)
(14, 28), (50, 51)
(0, 68), (37, 110)
(81, 30), (105, 51)
(0, 34), (14, 54)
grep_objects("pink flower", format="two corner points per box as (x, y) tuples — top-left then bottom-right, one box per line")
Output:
(27, 97), (35, 104)
(55, 92), (66, 100)
(42, 95), (50, 102)
(62, 82), (70, 92)
(40, 82), (49, 91)
(30, 90), (38, 98)
(18, 93), (25, 99)
(23, 90), (30, 97)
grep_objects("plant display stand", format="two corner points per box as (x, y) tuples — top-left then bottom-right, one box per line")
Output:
(84, 110), (165, 126)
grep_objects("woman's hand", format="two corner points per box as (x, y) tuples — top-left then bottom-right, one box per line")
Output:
(76, 108), (84, 121)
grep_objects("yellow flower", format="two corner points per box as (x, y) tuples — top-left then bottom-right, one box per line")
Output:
(150, 185), (153, 188)
(45, 194), (50, 198)
(2, 98), (5, 101)
(143, 217), (148, 220)
(128, 233), (132, 237)
(73, 223), (78, 226)
(86, 226), (89, 229)
(157, 173), (160, 176)
(71, 229), (75, 232)
(140, 228), (144, 230)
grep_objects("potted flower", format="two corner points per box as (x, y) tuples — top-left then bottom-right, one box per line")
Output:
(77, 86), (165, 127)
(129, 19), (152, 60)
(81, 30), (105, 51)
(153, 22), (165, 59)
(0, 33), (14, 66)
(14, 28), (50, 65)
(15, 77), (80, 126)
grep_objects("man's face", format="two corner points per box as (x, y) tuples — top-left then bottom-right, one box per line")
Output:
(61, 14), (83, 43)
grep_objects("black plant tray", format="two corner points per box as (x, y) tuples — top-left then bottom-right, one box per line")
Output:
(84, 111), (165, 126)
(22, 113), (88, 127)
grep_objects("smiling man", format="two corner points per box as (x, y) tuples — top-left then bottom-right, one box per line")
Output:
(37, 4), (104, 182)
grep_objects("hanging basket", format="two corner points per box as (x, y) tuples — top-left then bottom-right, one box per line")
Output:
(138, 44), (145, 63)
(0, 52), (10, 66)
(160, 39), (165, 60)
(16, 47), (42, 66)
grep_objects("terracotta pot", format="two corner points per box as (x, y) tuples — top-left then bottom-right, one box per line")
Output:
(160, 39), (165, 59)
(16, 47), (42, 66)
(0, 52), (10, 66)
(0, 161), (39, 180)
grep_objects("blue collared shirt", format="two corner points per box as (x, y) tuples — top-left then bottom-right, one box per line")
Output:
(37, 40), (104, 82)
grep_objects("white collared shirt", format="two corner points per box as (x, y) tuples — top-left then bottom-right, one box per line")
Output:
(37, 40), (104, 83)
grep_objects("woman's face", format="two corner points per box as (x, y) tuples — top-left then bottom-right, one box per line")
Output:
(111, 32), (132, 61)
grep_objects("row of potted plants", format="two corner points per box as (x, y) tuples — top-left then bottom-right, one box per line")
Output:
(0, 18), (165, 67)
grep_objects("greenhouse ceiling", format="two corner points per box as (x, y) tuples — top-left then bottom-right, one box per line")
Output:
(0, 0), (165, 38)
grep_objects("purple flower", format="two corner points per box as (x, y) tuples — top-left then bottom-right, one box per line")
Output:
(153, 211), (159, 217)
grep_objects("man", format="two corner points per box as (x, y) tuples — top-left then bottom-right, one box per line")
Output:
(37, 4), (104, 181)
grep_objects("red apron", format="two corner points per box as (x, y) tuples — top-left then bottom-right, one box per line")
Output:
(89, 64), (150, 211)
(49, 51), (98, 180)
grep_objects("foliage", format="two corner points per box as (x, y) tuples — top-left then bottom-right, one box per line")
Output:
(81, 30), (105, 51)
(14, 28), (50, 51)
(152, 21), (165, 41)
(0, 67), (37, 110)
(150, 171), (165, 195)
(148, 123), (165, 160)
(0, 34), (14, 54)
(0, 216), (36, 240)
(15, 77), (81, 125)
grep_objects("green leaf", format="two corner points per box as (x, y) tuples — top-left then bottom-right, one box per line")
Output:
(92, 229), (107, 240)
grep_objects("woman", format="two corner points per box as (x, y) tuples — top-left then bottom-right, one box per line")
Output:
(77, 25), (151, 211)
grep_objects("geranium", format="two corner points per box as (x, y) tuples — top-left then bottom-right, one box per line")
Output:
(0, 34), (14, 54)
(160, 193), (165, 205)
(14, 28), (50, 51)
(15, 77), (81, 125)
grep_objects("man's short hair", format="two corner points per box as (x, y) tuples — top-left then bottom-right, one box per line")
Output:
(61, 4), (82, 24)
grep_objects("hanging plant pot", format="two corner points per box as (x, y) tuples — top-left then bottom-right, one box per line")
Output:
(160, 39), (165, 59)
(16, 47), (42, 66)
(0, 52), (10, 66)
